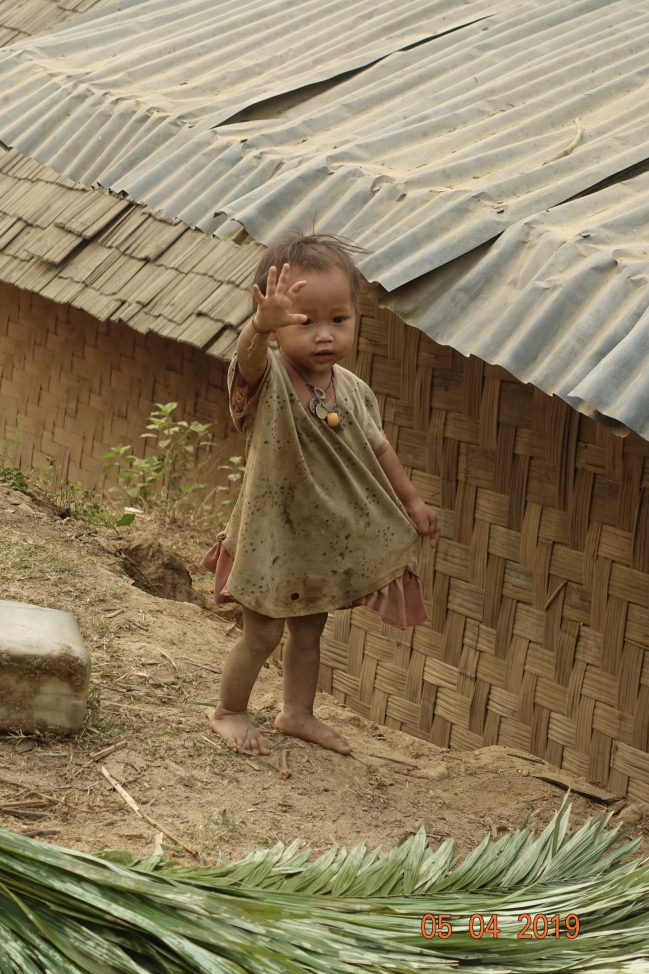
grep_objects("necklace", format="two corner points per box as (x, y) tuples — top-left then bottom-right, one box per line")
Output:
(292, 365), (345, 430)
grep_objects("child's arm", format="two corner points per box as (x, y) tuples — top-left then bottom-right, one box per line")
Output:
(377, 443), (441, 549)
(236, 263), (307, 387)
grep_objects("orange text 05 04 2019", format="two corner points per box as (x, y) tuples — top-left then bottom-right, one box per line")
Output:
(420, 913), (581, 939)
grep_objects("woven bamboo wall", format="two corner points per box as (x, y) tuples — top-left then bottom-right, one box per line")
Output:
(319, 298), (649, 801)
(0, 283), (237, 490)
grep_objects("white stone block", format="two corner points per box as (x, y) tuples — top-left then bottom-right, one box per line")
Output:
(0, 600), (91, 733)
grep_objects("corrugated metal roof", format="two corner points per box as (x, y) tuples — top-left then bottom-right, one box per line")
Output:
(0, 0), (648, 294)
(0, 1), (264, 357)
(379, 169), (649, 437)
(1, 0), (649, 439)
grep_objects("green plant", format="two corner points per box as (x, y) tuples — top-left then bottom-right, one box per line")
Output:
(0, 804), (648, 973)
(0, 417), (23, 470)
(41, 457), (133, 529)
(0, 466), (28, 494)
(103, 402), (215, 518)
(215, 455), (245, 514)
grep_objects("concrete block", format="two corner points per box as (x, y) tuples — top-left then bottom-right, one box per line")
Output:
(0, 600), (91, 733)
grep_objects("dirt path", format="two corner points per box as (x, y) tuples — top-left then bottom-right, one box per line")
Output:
(1, 483), (645, 865)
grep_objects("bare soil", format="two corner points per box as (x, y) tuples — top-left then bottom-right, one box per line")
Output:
(1, 483), (647, 866)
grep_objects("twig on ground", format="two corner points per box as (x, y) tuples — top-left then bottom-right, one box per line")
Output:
(0, 801), (50, 810)
(158, 648), (178, 670)
(199, 734), (224, 752)
(0, 775), (63, 803)
(278, 749), (292, 780)
(506, 749), (545, 764)
(101, 766), (198, 857)
(199, 734), (261, 770)
(349, 752), (371, 769)
(72, 740), (127, 776)
(178, 657), (221, 675)
(305, 754), (325, 778)
(357, 748), (418, 768)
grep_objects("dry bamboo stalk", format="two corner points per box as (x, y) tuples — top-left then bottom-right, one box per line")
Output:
(101, 766), (199, 857)
(73, 740), (127, 775)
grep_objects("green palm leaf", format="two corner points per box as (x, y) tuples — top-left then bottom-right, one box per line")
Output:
(0, 800), (647, 973)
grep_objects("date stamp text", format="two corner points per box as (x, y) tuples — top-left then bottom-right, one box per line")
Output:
(421, 913), (580, 939)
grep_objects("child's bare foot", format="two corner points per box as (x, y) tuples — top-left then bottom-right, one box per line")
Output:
(275, 709), (351, 754)
(210, 707), (271, 755)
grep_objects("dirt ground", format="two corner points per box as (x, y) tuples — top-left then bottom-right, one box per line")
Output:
(1, 482), (647, 867)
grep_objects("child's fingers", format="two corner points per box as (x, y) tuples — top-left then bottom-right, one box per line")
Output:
(288, 313), (308, 327)
(287, 279), (307, 298)
(273, 313), (307, 330)
(275, 262), (291, 294)
(266, 265), (277, 297)
(428, 512), (441, 548)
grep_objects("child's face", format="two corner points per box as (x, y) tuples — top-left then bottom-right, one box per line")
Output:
(272, 264), (356, 377)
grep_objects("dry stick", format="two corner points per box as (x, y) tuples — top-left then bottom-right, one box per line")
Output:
(158, 649), (178, 670)
(0, 776), (62, 804)
(199, 734), (224, 752)
(178, 657), (221, 675)
(101, 766), (199, 857)
(356, 748), (419, 768)
(349, 752), (370, 769)
(72, 740), (127, 776)
(544, 579), (568, 612)
(0, 801), (50, 810)
(199, 734), (261, 770)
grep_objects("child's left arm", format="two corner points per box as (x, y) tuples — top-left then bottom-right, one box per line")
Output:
(377, 443), (440, 548)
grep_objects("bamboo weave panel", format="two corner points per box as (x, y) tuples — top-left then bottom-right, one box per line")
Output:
(0, 283), (238, 490)
(318, 300), (649, 800)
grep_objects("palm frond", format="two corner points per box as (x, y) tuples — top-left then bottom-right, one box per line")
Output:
(0, 800), (647, 973)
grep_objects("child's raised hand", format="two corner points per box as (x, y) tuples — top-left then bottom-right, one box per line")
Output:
(252, 263), (307, 334)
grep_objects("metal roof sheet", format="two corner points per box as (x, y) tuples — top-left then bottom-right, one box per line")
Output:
(0, 0), (648, 294)
(0, 2), (262, 357)
(378, 170), (649, 438)
(1, 0), (649, 435)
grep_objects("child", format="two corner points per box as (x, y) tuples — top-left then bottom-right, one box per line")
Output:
(202, 233), (440, 757)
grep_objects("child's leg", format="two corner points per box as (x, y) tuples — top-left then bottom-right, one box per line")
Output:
(210, 606), (285, 755)
(275, 613), (351, 754)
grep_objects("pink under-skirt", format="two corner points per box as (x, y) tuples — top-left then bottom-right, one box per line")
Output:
(201, 542), (427, 629)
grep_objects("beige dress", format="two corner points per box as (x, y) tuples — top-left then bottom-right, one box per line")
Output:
(206, 353), (423, 620)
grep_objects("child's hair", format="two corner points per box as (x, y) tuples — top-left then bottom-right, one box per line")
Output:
(252, 231), (368, 311)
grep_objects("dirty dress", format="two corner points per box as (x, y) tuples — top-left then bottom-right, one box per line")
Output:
(201, 353), (426, 627)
